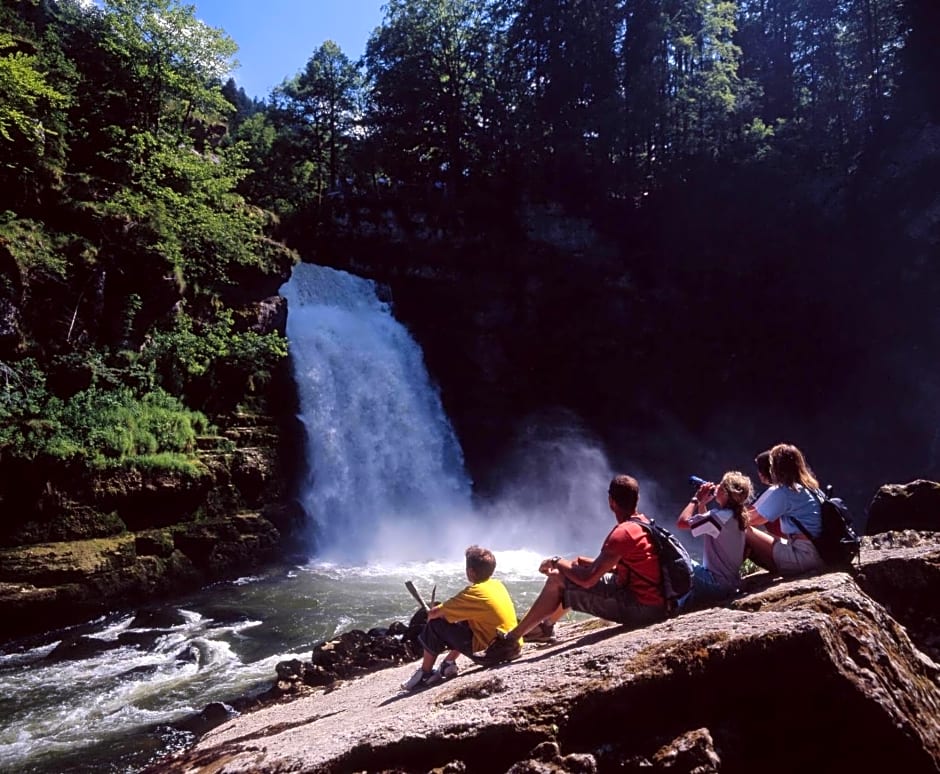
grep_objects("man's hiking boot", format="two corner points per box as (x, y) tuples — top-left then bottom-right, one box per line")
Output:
(482, 632), (521, 665)
(424, 659), (458, 686)
(524, 620), (556, 643)
(400, 667), (433, 691)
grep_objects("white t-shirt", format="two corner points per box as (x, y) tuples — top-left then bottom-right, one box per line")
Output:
(687, 507), (746, 590)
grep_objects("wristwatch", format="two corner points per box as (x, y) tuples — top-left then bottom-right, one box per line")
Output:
(551, 555), (561, 567)
(690, 497), (699, 505)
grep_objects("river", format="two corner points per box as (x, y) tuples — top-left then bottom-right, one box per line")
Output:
(0, 263), (622, 772)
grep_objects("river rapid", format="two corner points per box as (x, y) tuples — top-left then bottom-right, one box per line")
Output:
(0, 553), (562, 773)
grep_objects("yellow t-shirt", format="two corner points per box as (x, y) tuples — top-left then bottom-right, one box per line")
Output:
(439, 577), (518, 653)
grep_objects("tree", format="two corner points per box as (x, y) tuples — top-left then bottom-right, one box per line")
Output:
(95, 0), (237, 134)
(501, 0), (621, 205)
(363, 0), (497, 199)
(0, 32), (66, 145)
(281, 41), (361, 202)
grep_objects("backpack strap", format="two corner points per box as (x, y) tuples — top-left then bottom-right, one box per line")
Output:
(792, 518), (815, 541)
(792, 485), (825, 541)
(623, 516), (664, 592)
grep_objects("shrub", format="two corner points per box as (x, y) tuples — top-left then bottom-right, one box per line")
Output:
(139, 308), (286, 413)
(0, 361), (209, 470)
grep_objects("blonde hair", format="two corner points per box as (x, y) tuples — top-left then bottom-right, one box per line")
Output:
(720, 471), (754, 529)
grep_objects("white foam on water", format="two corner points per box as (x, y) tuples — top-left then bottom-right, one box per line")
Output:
(232, 575), (263, 586)
(0, 640), (61, 667)
(86, 614), (136, 641)
(0, 609), (304, 773)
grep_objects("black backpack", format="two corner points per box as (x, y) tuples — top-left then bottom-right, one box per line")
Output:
(627, 516), (694, 610)
(795, 487), (861, 569)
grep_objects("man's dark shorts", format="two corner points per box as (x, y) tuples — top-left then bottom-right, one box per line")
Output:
(419, 616), (475, 657)
(562, 573), (664, 627)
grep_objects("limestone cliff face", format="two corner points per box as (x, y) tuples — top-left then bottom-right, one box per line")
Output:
(153, 539), (940, 774)
(0, 408), (303, 642)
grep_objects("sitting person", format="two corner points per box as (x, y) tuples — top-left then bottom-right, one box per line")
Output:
(753, 449), (783, 537)
(677, 471), (753, 609)
(401, 545), (518, 691)
(744, 443), (825, 576)
(484, 474), (667, 663)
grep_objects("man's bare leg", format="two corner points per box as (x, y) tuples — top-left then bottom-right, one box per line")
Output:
(505, 573), (566, 641)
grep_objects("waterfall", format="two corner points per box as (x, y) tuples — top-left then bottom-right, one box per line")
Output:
(280, 263), (472, 563)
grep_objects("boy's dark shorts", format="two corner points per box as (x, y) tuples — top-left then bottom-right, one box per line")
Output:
(562, 573), (664, 627)
(419, 617), (475, 657)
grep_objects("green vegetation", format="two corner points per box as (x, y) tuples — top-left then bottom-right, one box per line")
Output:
(140, 309), (288, 412)
(0, 0), (936, 503)
(0, 358), (208, 471)
(0, 0), (293, 480)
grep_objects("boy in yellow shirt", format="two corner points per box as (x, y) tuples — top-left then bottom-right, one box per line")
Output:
(401, 545), (518, 691)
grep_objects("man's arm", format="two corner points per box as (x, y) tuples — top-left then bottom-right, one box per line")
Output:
(554, 549), (621, 589)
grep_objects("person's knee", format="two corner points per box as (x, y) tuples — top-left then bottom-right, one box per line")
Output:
(545, 572), (568, 600)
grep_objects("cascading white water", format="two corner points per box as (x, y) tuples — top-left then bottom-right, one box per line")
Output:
(280, 263), (472, 562)
(0, 266), (625, 774)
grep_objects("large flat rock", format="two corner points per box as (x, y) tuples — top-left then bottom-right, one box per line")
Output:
(154, 543), (940, 773)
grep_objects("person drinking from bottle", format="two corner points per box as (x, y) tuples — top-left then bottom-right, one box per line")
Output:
(677, 471), (753, 609)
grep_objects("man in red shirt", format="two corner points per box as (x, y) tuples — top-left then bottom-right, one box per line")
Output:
(485, 474), (666, 662)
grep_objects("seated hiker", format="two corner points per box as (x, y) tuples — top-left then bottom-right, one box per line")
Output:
(751, 449), (783, 537)
(744, 443), (825, 576)
(677, 471), (753, 609)
(401, 545), (518, 691)
(484, 474), (667, 663)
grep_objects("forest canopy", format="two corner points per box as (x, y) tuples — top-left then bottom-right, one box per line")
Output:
(0, 0), (937, 494)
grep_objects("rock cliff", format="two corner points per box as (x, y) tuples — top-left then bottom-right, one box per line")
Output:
(152, 537), (940, 773)
(0, 408), (303, 642)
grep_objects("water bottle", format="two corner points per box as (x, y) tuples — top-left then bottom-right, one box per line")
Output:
(689, 475), (707, 486)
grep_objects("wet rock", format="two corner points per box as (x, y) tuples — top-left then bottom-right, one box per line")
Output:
(233, 296), (287, 336)
(130, 608), (187, 630)
(275, 658), (305, 682)
(173, 702), (237, 737)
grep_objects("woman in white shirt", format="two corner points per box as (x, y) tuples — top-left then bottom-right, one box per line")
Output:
(745, 443), (825, 576)
(677, 471), (753, 609)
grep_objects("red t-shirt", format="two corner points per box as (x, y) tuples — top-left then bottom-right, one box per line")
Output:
(602, 514), (664, 607)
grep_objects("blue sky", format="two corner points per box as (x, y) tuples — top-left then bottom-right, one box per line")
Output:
(191, 1), (387, 99)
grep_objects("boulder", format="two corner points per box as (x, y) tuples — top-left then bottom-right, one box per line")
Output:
(866, 480), (940, 534)
(151, 541), (940, 774)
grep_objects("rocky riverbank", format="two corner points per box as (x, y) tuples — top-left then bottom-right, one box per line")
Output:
(150, 534), (940, 773)
(0, 408), (303, 642)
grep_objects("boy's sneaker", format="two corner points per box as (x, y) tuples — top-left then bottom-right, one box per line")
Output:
(400, 667), (432, 691)
(424, 659), (458, 686)
(525, 620), (556, 643)
(482, 632), (521, 665)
